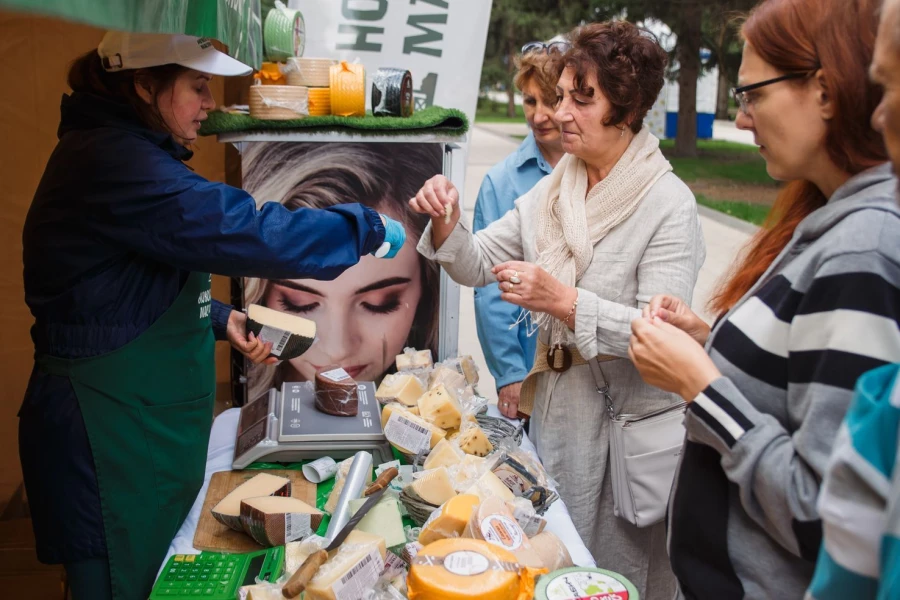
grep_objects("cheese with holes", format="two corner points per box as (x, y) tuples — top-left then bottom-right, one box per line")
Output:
(381, 403), (447, 454)
(246, 304), (316, 360)
(306, 530), (387, 600)
(417, 384), (463, 430)
(531, 531), (573, 571)
(423, 439), (465, 471)
(376, 373), (425, 407)
(465, 496), (543, 568)
(211, 473), (291, 531)
(410, 467), (458, 506)
(396, 349), (433, 371)
(324, 457), (374, 514)
(456, 424), (493, 457)
(419, 494), (480, 546)
(239, 496), (323, 546)
(408, 538), (541, 600)
(464, 471), (515, 503)
(348, 496), (406, 548)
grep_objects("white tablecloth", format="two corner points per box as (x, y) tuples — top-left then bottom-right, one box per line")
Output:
(162, 407), (596, 576)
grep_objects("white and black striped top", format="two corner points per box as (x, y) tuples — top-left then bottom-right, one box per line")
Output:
(669, 164), (900, 600)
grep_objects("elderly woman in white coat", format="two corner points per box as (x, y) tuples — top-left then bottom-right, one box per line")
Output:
(410, 21), (705, 597)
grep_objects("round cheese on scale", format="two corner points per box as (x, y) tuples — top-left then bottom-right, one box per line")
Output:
(314, 365), (358, 416)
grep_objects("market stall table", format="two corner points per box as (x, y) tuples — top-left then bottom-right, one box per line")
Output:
(162, 406), (596, 579)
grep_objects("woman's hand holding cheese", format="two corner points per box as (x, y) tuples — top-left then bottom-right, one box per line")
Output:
(492, 261), (578, 328)
(226, 310), (278, 365)
(409, 175), (460, 249)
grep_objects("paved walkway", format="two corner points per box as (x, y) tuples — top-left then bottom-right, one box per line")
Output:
(458, 125), (754, 399)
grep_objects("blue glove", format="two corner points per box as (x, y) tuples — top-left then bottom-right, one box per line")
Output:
(372, 214), (406, 259)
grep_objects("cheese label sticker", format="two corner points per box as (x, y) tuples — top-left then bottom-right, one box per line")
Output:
(480, 515), (524, 550)
(382, 551), (408, 574)
(519, 514), (545, 537)
(384, 413), (430, 453)
(443, 551), (490, 577)
(320, 367), (351, 382)
(493, 465), (530, 495)
(330, 548), (384, 600)
(258, 325), (291, 357)
(284, 512), (313, 543)
(544, 571), (631, 600)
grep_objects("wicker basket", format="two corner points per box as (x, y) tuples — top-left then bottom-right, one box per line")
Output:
(249, 85), (308, 120)
(399, 488), (439, 526)
(476, 415), (525, 447)
(286, 57), (335, 87)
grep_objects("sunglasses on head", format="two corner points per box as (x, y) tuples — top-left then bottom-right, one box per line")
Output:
(521, 41), (571, 55)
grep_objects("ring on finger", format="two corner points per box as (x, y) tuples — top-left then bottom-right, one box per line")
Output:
(510, 275), (521, 284)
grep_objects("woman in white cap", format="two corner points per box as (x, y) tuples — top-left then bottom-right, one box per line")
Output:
(18, 32), (405, 600)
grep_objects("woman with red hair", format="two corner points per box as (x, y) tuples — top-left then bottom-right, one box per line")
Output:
(628, 0), (900, 597)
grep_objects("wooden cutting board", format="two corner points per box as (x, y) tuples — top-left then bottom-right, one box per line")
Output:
(192, 469), (317, 553)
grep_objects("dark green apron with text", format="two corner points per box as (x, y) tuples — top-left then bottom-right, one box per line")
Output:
(37, 271), (216, 600)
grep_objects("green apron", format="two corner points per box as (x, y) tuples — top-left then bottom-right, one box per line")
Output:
(37, 271), (216, 600)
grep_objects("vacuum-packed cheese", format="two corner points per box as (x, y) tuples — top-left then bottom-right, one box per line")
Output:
(423, 438), (465, 471)
(419, 494), (480, 546)
(464, 497), (543, 569)
(239, 496), (323, 546)
(314, 365), (358, 417)
(376, 373), (425, 407)
(348, 496), (406, 548)
(417, 384), (463, 429)
(456, 424), (493, 457)
(464, 471), (515, 503)
(410, 467), (457, 506)
(381, 403), (446, 454)
(530, 531), (573, 571)
(211, 473), (291, 531)
(306, 530), (387, 600)
(396, 349), (433, 371)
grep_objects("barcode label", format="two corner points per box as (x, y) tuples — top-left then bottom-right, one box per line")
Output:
(331, 548), (384, 600)
(284, 512), (312, 543)
(321, 367), (351, 382)
(384, 413), (430, 453)
(258, 325), (290, 357)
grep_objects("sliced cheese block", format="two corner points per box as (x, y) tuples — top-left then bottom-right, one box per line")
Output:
(417, 384), (463, 430)
(348, 496), (406, 548)
(464, 496), (543, 569)
(246, 304), (316, 360)
(419, 494), (481, 546)
(324, 456), (374, 514)
(239, 496), (323, 547)
(238, 584), (285, 600)
(445, 355), (479, 386)
(423, 438), (465, 471)
(464, 471), (515, 503)
(306, 530), (387, 600)
(376, 373), (425, 407)
(410, 467), (458, 506)
(530, 531), (573, 572)
(396, 349), (433, 371)
(456, 424), (493, 457)
(211, 473), (291, 531)
(428, 366), (468, 394)
(381, 403), (447, 454)
(408, 538), (540, 600)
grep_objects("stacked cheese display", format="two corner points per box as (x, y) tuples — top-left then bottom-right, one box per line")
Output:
(249, 56), (337, 120)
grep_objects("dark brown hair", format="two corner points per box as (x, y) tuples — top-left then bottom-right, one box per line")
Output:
(67, 49), (187, 137)
(710, 0), (887, 314)
(559, 21), (668, 133)
(514, 52), (558, 106)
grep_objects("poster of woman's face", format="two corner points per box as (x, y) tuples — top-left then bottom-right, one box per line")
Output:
(241, 142), (443, 403)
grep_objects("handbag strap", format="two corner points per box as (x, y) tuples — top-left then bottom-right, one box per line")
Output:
(588, 358), (617, 419)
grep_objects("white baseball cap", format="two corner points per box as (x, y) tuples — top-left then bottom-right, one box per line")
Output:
(98, 32), (252, 76)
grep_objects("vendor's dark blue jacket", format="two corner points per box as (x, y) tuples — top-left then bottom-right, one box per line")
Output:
(19, 92), (386, 564)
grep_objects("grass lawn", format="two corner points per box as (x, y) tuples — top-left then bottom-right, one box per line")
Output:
(695, 194), (771, 226)
(659, 139), (773, 186)
(475, 103), (525, 123)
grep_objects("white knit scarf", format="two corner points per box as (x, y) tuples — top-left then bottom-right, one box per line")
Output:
(533, 126), (672, 343)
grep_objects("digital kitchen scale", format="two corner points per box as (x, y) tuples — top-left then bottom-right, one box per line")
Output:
(232, 381), (393, 469)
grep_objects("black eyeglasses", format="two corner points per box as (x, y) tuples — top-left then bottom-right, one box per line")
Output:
(732, 72), (812, 115)
(521, 41), (571, 55)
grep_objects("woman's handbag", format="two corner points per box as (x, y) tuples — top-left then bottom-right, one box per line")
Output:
(589, 359), (687, 528)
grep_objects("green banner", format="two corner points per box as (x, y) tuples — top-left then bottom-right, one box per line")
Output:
(0, 0), (262, 67)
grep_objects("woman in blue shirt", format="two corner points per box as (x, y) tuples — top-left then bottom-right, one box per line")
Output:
(474, 45), (565, 418)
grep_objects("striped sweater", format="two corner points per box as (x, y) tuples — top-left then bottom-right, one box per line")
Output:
(669, 163), (900, 599)
(806, 364), (900, 600)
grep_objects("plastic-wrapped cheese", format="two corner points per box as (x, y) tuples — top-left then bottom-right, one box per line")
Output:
(306, 530), (387, 600)
(417, 384), (463, 429)
(324, 456), (374, 514)
(464, 471), (515, 503)
(314, 365), (358, 416)
(238, 583), (284, 600)
(419, 494), (480, 546)
(409, 467), (457, 506)
(239, 496), (323, 546)
(211, 473), (291, 531)
(456, 424), (493, 457)
(428, 366), (468, 393)
(348, 496), (406, 548)
(423, 438), (465, 471)
(464, 497), (543, 569)
(408, 538), (543, 600)
(381, 403), (446, 454)
(444, 355), (480, 386)
(531, 531), (573, 572)
(376, 373), (425, 407)
(396, 348), (433, 371)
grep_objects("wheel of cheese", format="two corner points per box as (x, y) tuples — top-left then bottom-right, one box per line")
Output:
(263, 5), (305, 61)
(248, 85), (309, 120)
(314, 366), (358, 416)
(530, 531), (573, 572)
(286, 57), (334, 87)
(307, 88), (331, 116)
(408, 538), (540, 600)
(211, 473), (291, 531)
(465, 496), (544, 569)
(245, 304), (316, 358)
(371, 67), (414, 117)
(329, 61), (366, 117)
(534, 567), (640, 600)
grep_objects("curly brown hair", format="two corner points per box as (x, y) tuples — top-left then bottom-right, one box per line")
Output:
(558, 21), (668, 133)
(513, 52), (558, 106)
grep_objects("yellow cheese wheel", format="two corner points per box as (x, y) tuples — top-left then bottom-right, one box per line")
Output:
(255, 62), (286, 85)
(408, 538), (541, 600)
(464, 496), (544, 569)
(307, 87), (331, 116)
(330, 61), (365, 117)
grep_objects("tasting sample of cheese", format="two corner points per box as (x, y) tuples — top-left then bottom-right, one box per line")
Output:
(348, 496), (406, 548)
(407, 538), (542, 600)
(418, 494), (481, 546)
(423, 438), (465, 471)
(409, 467), (458, 506)
(245, 304), (316, 360)
(381, 403), (447, 454)
(239, 496), (323, 547)
(530, 531), (573, 572)
(396, 349), (433, 371)
(305, 530), (387, 600)
(464, 471), (515, 503)
(456, 424), (493, 457)
(211, 473), (291, 531)
(417, 384), (463, 430)
(376, 373), (425, 407)
(464, 496), (544, 569)
(314, 365), (358, 417)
